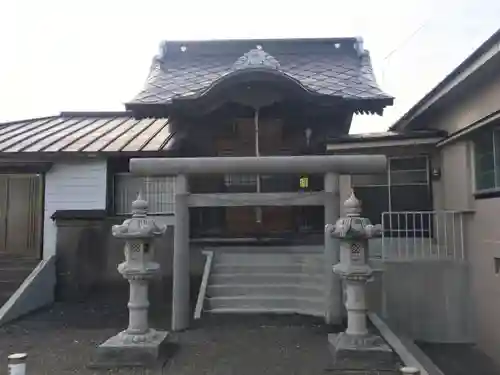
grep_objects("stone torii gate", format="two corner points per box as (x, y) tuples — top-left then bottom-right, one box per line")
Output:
(130, 155), (387, 331)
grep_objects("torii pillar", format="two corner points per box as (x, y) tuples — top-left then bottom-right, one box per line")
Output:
(130, 155), (387, 331)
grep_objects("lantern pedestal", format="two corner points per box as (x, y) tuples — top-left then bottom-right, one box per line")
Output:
(94, 329), (171, 368)
(328, 332), (394, 371)
(93, 266), (172, 368)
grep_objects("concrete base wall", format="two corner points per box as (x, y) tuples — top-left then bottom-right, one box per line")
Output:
(54, 217), (205, 301)
(368, 260), (473, 344)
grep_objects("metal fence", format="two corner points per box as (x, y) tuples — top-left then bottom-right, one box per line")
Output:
(381, 211), (465, 261)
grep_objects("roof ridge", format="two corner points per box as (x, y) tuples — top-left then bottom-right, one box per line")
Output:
(156, 38), (363, 59)
(59, 110), (134, 117)
(158, 36), (360, 45)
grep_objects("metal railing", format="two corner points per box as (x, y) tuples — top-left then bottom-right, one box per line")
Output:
(381, 211), (465, 261)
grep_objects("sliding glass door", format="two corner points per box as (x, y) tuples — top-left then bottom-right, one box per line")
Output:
(352, 155), (432, 236)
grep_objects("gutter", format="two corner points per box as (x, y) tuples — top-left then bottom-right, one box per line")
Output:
(326, 137), (442, 151)
(436, 109), (500, 148)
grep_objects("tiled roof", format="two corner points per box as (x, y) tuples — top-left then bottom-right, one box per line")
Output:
(0, 112), (174, 153)
(127, 38), (393, 114)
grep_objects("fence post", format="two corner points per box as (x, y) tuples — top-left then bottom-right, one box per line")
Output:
(8, 353), (27, 375)
(400, 366), (420, 374)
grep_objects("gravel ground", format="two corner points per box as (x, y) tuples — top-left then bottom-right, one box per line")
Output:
(0, 296), (398, 375)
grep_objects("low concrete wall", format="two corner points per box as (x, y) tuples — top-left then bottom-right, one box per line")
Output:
(54, 217), (205, 301)
(368, 260), (473, 343)
(0, 256), (56, 325)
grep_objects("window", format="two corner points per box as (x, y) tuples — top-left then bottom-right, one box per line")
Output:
(351, 155), (432, 229)
(224, 174), (257, 187)
(351, 156), (429, 188)
(223, 174), (297, 192)
(389, 156), (428, 186)
(114, 174), (175, 215)
(473, 127), (500, 191)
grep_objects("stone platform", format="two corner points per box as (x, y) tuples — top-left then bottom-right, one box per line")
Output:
(89, 329), (173, 369)
(328, 332), (401, 372)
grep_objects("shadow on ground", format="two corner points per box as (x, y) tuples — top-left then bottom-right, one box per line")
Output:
(0, 291), (345, 375)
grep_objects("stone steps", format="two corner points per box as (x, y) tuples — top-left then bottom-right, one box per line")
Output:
(212, 264), (323, 275)
(205, 307), (325, 317)
(207, 295), (324, 311)
(207, 284), (324, 298)
(200, 249), (326, 318)
(210, 273), (324, 285)
(0, 254), (39, 307)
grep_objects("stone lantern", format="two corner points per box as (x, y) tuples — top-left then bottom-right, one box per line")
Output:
(326, 191), (396, 370)
(94, 195), (169, 368)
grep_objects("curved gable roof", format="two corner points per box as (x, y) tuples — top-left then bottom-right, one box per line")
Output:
(126, 37), (393, 115)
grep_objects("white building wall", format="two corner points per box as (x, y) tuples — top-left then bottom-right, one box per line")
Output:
(43, 160), (107, 259)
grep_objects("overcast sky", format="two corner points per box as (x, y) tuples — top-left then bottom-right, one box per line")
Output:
(0, 0), (499, 132)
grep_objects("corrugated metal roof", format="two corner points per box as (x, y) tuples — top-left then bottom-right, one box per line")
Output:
(0, 113), (174, 153)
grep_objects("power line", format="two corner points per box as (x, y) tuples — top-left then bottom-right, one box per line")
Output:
(380, 16), (434, 85)
(383, 17), (433, 61)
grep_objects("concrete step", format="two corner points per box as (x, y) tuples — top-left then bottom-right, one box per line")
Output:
(0, 257), (38, 308)
(215, 253), (324, 266)
(206, 295), (324, 311)
(0, 290), (13, 306)
(203, 245), (323, 253)
(212, 264), (324, 275)
(207, 284), (324, 298)
(0, 280), (24, 291)
(210, 273), (324, 285)
(0, 267), (34, 282)
(206, 307), (325, 317)
(0, 280), (24, 308)
(0, 257), (39, 267)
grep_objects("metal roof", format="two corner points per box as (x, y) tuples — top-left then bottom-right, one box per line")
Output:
(0, 113), (174, 153)
(127, 37), (393, 114)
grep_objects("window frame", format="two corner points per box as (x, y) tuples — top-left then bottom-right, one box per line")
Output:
(112, 172), (175, 216)
(351, 154), (431, 214)
(472, 126), (500, 195)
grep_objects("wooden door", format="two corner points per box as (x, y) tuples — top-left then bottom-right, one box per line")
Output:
(262, 207), (294, 234)
(225, 207), (259, 236)
(0, 175), (43, 258)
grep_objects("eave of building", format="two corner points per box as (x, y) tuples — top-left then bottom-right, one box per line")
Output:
(390, 28), (500, 132)
(435, 108), (500, 147)
(326, 131), (445, 151)
(0, 112), (176, 155)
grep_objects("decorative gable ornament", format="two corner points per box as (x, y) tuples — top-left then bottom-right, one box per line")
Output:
(232, 48), (281, 70)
